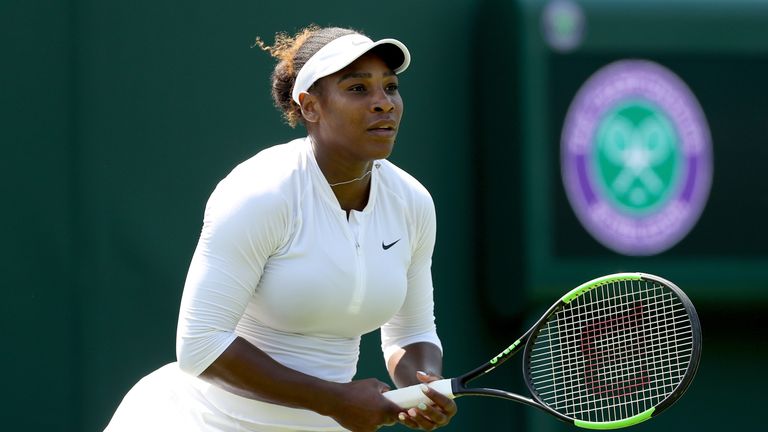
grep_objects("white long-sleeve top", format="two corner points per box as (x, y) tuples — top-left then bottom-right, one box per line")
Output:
(174, 137), (442, 428)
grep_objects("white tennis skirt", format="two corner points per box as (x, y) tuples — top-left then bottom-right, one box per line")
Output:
(104, 363), (347, 432)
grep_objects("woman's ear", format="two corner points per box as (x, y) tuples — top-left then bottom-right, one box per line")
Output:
(298, 92), (320, 124)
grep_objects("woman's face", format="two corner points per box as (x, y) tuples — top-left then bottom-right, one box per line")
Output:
(308, 52), (404, 163)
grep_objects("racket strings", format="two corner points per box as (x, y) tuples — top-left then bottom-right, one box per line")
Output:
(530, 340), (693, 389)
(529, 293), (693, 374)
(528, 280), (695, 423)
(566, 283), (686, 419)
(564, 282), (687, 419)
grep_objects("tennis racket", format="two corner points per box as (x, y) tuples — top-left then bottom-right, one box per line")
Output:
(384, 272), (701, 429)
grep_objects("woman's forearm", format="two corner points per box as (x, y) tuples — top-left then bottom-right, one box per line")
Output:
(198, 336), (403, 430)
(198, 336), (341, 416)
(386, 342), (444, 388)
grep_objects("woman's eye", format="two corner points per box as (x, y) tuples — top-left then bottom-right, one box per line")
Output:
(349, 84), (366, 92)
(386, 83), (399, 93)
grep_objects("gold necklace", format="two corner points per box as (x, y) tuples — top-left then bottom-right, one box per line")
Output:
(328, 162), (380, 187)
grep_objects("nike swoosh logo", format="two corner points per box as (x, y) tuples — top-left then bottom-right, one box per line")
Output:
(382, 239), (401, 250)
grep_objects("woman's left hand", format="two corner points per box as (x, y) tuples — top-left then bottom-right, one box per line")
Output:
(396, 371), (457, 430)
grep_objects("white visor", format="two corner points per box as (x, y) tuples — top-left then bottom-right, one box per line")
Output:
(291, 33), (410, 103)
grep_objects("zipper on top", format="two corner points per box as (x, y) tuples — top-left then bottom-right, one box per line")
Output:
(346, 211), (366, 314)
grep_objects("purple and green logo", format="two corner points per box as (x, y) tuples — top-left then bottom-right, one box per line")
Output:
(561, 60), (712, 256)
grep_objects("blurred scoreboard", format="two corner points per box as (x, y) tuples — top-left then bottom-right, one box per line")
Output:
(479, 0), (768, 313)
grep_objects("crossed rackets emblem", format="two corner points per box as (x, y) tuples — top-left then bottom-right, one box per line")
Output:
(597, 111), (677, 210)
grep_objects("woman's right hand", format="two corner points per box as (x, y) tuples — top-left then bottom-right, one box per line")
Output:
(324, 378), (402, 432)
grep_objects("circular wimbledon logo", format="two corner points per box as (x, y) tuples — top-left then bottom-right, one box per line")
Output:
(561, 60), (712, 256)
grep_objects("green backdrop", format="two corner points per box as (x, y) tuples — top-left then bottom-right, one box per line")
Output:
(2, 0), (765, 431)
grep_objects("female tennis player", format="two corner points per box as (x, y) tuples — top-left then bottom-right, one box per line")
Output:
(105, 25), (457, 431)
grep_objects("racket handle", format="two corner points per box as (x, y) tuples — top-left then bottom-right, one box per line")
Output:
(382, 378), (454, 408)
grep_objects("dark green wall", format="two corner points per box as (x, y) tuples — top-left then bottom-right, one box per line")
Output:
(3, 1), (766, 431)
(1, 0), (78, 428)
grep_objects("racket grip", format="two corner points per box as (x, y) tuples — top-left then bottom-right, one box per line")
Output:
(382, 378), (454, 408)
